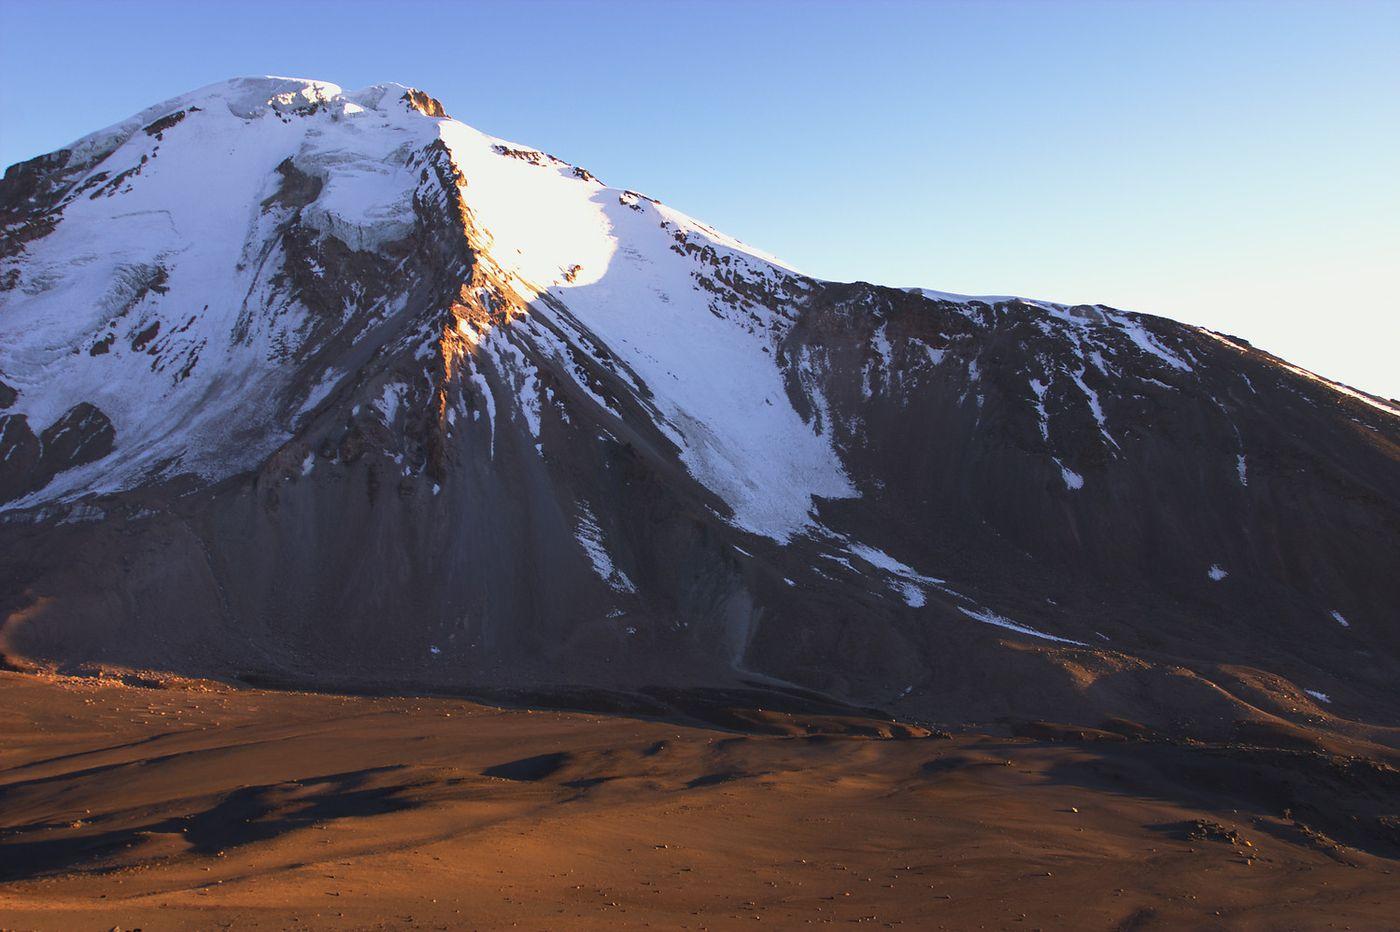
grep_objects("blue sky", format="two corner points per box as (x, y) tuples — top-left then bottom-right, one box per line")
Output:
(3, 0), (1397, 398)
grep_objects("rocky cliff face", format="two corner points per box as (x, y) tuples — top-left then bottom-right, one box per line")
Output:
(1, 77), (1396, 736)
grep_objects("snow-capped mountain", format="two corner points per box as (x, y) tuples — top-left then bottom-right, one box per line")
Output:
(2, 77), (1396, 733)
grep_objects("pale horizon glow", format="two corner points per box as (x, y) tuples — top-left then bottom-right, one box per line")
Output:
(2, 0), (1396, 399)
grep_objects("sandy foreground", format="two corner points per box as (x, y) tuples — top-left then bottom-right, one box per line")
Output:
(0, 671), (1396, 930)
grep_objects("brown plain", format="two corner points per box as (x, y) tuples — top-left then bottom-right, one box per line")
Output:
(0, 671), (1396, 931)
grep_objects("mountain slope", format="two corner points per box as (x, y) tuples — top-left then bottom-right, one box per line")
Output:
(1, 77), (1396, 737)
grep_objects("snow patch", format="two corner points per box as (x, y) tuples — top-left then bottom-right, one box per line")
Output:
(1052, 457), (1083, 490)
(1029, 378), (1050, 440)
(1207, 564), (1228, 581)
(574, 502), (636, 593)
(297, 368), (343, 416)
(1330, 610), (1350, 628)
(957, 605), (1085, 646)
(897, 583), (926, 608)
(467, 366), (497, 458)
(1107, 311), (1191, 371)
(1070, 367), (1117, 449)
(847, 541), (944, 607)
(372, 382), (409, 425)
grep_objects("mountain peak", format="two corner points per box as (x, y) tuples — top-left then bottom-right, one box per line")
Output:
(1, 78), (1397, 741)
(42, 77), (454, 171)
(139, 76), (453, 126)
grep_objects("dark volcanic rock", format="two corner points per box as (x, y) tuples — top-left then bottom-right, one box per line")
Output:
(38, 403), (115, 475)
(0, 415), (42, 502)
(0, 403), (115, 504)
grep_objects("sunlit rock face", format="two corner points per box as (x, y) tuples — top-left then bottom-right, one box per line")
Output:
(1, 77), (1397, 734)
